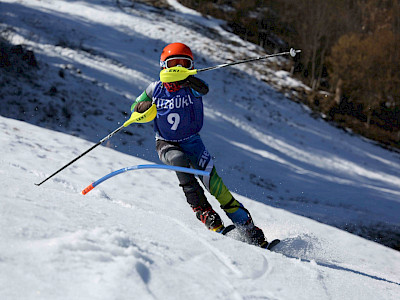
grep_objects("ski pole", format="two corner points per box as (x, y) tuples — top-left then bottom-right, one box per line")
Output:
(35, 104), (157, 186)
(160, 48), (301, 82)
(198, 48), (301, 73)
(35, 125), (124, 186)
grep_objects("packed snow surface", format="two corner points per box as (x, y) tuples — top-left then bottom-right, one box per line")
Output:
(1, 0), (400, 299)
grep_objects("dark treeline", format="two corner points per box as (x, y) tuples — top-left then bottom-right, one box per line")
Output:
(178, 0), (400, 149)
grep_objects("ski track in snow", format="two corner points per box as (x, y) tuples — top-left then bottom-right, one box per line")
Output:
(107, 195), (269, 283)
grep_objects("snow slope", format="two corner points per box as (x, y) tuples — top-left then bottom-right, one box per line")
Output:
(1, 0), (400, 298)
(2, 0), (399, 247)
(1, 116), (400, 299)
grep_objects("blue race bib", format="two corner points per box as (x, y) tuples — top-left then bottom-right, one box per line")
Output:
(152, 82), (204, 141)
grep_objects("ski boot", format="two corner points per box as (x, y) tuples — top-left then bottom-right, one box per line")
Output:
(224, 200), (266, 246)
(194, 206), (224, 233)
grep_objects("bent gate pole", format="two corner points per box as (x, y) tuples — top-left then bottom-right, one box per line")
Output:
(81, 164), (210, 195)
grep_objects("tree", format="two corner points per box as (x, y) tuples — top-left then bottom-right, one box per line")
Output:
(329, 28), (400, 128)
(274, 0), (346, 90)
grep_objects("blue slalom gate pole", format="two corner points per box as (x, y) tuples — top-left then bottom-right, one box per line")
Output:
(82, 164), (209, 195)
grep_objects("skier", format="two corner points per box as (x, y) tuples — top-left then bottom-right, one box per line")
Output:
(131, 42), (266, 246)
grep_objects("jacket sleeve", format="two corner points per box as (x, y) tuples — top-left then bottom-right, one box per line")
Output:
(131, 82), (157, 113)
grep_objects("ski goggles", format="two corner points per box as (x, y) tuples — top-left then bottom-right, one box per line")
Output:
(160, 57), (194, 69)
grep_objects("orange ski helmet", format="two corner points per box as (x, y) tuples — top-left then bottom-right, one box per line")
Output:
(160, 42), (194, 69)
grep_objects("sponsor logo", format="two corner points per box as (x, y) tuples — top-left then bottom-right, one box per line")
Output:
(156, 94), (194, 110)
(198, 150), (210, 169)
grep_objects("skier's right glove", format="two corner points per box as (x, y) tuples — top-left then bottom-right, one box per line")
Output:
(134, 100), (153, 113)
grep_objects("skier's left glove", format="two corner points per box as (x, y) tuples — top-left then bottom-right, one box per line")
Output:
(177, 76), (209, 95)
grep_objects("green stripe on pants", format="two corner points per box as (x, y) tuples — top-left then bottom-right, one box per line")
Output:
(208, 167), (240, 214)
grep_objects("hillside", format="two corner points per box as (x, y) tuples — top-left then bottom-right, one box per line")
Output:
(1, 0), (400, 298)
(2, 0), (399, 249)
(1, 115), (400, 299)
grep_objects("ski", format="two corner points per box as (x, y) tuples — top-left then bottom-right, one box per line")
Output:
(260, 239), (281, 250)
(220, 224), (236, 235)
(218, 224), (280, 250)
